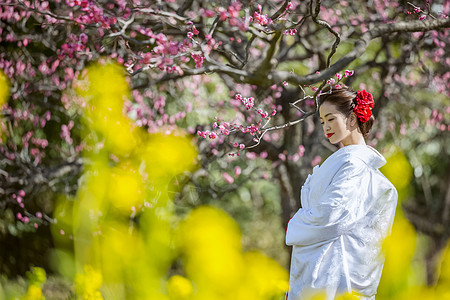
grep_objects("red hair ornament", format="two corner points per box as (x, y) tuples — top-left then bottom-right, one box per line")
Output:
(354, 90), (374, 123)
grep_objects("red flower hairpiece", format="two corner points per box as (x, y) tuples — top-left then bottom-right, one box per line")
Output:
(354, 90), (374, 123)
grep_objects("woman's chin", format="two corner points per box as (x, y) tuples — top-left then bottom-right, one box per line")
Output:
(328, 138), (339, 144)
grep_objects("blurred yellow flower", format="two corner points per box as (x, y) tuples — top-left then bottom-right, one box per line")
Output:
(22, 285), (43, 300)
(75, 265), (103, 300)
(178, 206), (288, 300)
(179, 206), (244, 297)
(378, 210), (417, 297)
(141, 133), (198, 183)
(107, 164), (144, 212)
(75, 59), (129, 101)
(168, 275), (193, 300)
(77, 60), (137, 155)
(22, 267), (46, 300)
(237, 251), (289, 299)
(380, 149), (413, 202)
(0, 70), (9, 106)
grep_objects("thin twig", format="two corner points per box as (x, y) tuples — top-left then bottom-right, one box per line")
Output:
(246, 112), (315, 149)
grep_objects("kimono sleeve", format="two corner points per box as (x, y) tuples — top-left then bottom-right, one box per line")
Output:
(286, 161), (368, 246)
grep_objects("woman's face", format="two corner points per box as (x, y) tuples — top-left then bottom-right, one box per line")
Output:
(319, 102), (353, 146)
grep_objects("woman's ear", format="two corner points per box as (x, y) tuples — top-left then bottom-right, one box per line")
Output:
(349, 112), (358, 127)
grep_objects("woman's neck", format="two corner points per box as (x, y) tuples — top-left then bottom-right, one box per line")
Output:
(342, 132), (366, 147)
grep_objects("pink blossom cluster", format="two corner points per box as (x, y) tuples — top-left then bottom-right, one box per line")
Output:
(0, 58), (36, 80)
(126, 88), (194, 134)
(58, 33), (89, 59)
(186, 22), (200, 39)
(242, 123), (260, 136)
(396, 108), (449, 137)
(319, 6), (340, 27)
(197, 121), (233, 140)
(283, 29), (298, 36)
(15, 204), (41, 229)
(0, 0), (32, 23)
(31, 138), (49, 149)
(61, 121), (75, 145)
(232, 143), (246, 149)
(197, 129), (220, 139)
(427, 109), (449, 132)
(235, 94), (255, 110)
(11, 189), (40, 228)
(277, 147), (306, 163)
(13, 190), (26, 209)
(313, 69), (354, 91)
(333, 70), (353, 88)
(137, 30), (193, 73)
(4, 106), (51, 129)
(191, 53), (205, 68)
(256, 108), (269, 119)
(405, 6), (427, 20)
(199, 8), (215, 18)
(253, 4), (272, 26)
(16, 212), (30, 224)
(344, 70), (354, 78)
(66, 0), (119, 29)
(431, 72), (450, 97)
(213, 121), (232, 135)
(215, 1), (248, 31)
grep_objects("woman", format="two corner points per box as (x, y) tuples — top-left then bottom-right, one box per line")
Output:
(285, 85), (398, 300)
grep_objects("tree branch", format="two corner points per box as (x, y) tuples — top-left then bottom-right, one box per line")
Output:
(310, 0), (341, 68)
(271, 17), (450, 86)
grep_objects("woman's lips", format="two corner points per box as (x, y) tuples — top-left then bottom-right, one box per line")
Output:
(326, 133), (334, 138)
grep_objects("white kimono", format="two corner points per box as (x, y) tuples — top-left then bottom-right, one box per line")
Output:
(286, 145), (397, 300)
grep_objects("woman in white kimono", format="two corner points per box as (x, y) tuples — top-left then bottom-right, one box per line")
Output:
(286, 85), (398, 300)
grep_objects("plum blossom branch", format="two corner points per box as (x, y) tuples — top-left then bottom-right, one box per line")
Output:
(198, 71), (354, 154)
(407, 1), (437, 20)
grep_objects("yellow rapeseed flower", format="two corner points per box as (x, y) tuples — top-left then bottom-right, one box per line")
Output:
(178, 206), (289, 300)
(378, 210), (417, 297)
(107, 164), (144, 212)
(0, 70), (9, 106)
(75, 265), (103, 300)
(178, 206), (244, 298)
(23, 267), (46, 300)
(77, 60), (137, 155)
(168, 275), (193, 300)
(0, 70), (9, 140)
(380, 149), (413, 202)
(141, 133), (198, 183)
(237, 251), (289, 299)
(22, 285), (43, 300)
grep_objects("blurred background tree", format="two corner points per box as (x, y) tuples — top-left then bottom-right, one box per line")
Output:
(0, 0), (449, 298)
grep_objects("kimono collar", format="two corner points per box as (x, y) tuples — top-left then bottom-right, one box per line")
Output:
(333, 145), (386, 170)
